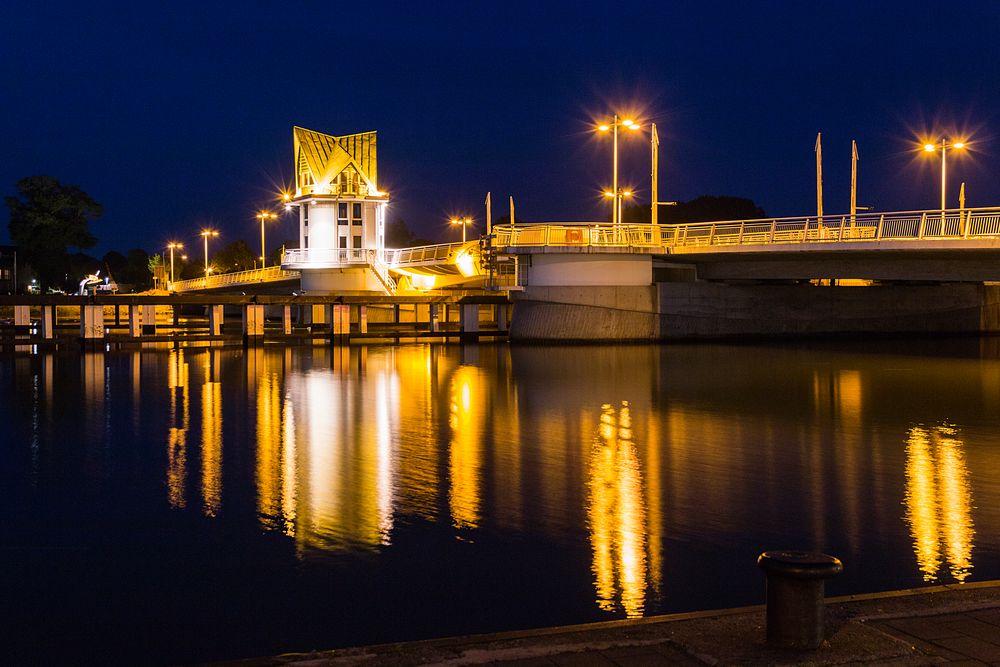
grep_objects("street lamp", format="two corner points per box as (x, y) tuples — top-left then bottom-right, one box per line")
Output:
(922, 139), (966, 213)
(200, 229), (219, 276)
(166, 242), (183, 284)
(603, 189), (634, 229)
(256, 211), (277, 268)
(450, 217), (473, 242)
(597, 114), (642, 226)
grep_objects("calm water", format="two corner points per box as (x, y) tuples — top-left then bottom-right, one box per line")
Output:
(5, 339), (1000, 664)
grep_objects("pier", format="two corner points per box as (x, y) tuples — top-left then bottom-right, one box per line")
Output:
(0, 293), (511, 347)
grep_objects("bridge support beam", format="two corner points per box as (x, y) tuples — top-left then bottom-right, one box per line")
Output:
(243, 304), (265, 342)
(39, 306), (54, 340)
(496, 304), (508, 332)
(460, 304), (480, 339)
(428, 304), (440, 333)
(328, 304), (350, 338)
(128, 304), (142, 338)
(208, 305), (224, 336)
(80, 305), (105, 342)
(282, 305), (292, 335)
(356, 305), (368, 334)
(13, 305), (30, 336)
(142, 305), (156, 335)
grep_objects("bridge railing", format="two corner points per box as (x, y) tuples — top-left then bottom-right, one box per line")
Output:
(170, 265), (299, 293)
(493, 207), (1000, 251)
(282, 248), (373, 265)
(387, 241), (471, 266)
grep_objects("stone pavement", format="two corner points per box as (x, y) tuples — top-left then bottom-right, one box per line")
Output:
(219, 581), (1000, 666)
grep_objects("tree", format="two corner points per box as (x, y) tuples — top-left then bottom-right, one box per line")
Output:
(212, 239), (256, 273)
(386, 219), (433, 248)
(123, 248), (151, 289)
(5, 176), (102, 289)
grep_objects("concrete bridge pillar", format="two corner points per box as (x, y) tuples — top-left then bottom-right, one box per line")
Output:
(243, 304), (265, 340)
(496, 304), (508, 332)
(356, 305), (368, 334)
(80, 305), (104, 341)
(40, 306), (54, 339)
(307, 304), (327, 329)
(13, 305), (30, 335)
(128, 304), (142, 337)
(460, 304), (480, 336)
(428, 304), (440, 332)
(331, 304), (350, 336)
(282, 305), (293, 335)
(208, 305), (224, 336)
(142, 304), (156, 334)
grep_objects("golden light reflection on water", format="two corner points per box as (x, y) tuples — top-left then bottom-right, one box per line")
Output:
(449, 365), (485, 530)
(588, 401), (647, 618)
(201, 352), (223, 518)
(904, 425), (975, 582)
(166, 349), (189, 509)
(256, 370), (284, 531)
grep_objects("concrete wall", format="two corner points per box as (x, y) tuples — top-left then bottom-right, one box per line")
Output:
(659, 282), (1000, 338)
(526, 254), (652, 286)
(510, 282), (1000, 341)
(300, 267), (384, 293)
(510, 285), (658, 341)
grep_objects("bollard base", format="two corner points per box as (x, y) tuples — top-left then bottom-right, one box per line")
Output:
(758, 551), (843, 650)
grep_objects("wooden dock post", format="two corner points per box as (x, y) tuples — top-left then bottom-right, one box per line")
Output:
(128, 304), (142, 338)
(428, 304), (440, 333)
(80, 305), (105, 343)
(356, 305), (368, 334)
(242, 304), (265, 343)
(40, 306), (54, 340)
(282, 305), (292, 335)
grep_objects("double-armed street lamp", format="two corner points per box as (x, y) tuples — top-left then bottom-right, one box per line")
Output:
(451, 217), (473, 242)
(922, 138), (966, 213)
(200, 229), (219, 276)
(597, 115), (642, 226)
(166, 242), (184, 284)
(256, 211), (277, 268)
(603, 189), (633, 229)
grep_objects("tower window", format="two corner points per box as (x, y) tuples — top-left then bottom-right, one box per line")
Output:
(338, 203), (348, 225)
(352, 203), (362, 224)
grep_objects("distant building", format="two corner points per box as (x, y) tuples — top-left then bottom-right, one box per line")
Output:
(0, 246), (16, 294)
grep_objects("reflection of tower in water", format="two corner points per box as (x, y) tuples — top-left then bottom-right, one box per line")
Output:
(449, 365), (485, 530)
(904, 425), (974, 583)
(588, 401), (647, 618)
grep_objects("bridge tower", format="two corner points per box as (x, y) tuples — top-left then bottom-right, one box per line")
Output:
(281, 126), (393, 293)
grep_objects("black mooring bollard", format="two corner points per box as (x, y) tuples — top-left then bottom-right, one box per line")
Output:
(757, 551), (843, 649)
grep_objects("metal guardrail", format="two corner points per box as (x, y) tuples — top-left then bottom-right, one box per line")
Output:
(171, 266), (300, 293)
(386, 241), (471, 266)
(492, 207), (1000, 251)
(283, 248), (371, 265)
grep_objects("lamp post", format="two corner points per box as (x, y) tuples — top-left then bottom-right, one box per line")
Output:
(167, 242), (183, 284)
(256, 211), (277, 268)
(597, 115), (641, 226)
(200, 230), (219, 276)
(603, 189), (634, 230)
(450, 217), (473, 242)
(923, 139), (966, 213)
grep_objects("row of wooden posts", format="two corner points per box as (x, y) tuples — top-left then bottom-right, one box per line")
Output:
(6, 301), (510, 343)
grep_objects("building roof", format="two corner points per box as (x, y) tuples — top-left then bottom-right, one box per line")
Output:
(293, 126), (378, 192)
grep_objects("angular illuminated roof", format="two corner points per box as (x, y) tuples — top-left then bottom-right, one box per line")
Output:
(293, 126), (378, 192)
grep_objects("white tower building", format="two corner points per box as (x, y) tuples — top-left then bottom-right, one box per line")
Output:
(282, 126), (393, 293)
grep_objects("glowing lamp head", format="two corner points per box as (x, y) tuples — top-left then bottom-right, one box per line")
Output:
(604, 191), (615, 198)
(622, 119), (634, 127)
(628, 123), (641, 130)
(923, 144), (936, 152)
(598, 124), (610, 132)
(953, 142), (965, 149)
(281, 192), (291, 202)
(623, 190), (633, 197)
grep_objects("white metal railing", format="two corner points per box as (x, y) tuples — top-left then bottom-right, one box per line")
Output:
(170, 265), (300, 293)
(282, 248), (372, 265)
(386, 241), (472, 266)
(370, 253), (397, 294)
(492, 207), (1000, 252)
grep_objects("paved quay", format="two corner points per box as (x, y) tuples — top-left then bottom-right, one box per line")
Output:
(216, 581), (1000, 667)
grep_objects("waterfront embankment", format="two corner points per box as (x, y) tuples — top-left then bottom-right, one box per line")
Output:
(226, 581), (1000, 666)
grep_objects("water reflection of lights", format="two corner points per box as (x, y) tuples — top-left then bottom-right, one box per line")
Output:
(449, 365), (485, 530)
(166, 349), (189, 509)
(201, 353), (223, 517)
(588, 401), (647, 618)
(904, 425), (975, 583)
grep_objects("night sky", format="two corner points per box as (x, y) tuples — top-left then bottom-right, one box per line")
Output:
(3, 1), (999, 255)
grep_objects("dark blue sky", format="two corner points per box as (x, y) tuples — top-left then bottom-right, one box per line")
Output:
(3, 1), (999, 254)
